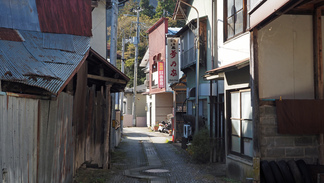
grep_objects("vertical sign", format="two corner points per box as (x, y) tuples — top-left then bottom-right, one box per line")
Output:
(158, 61), (164, 88)
(167, 38), (179, 83)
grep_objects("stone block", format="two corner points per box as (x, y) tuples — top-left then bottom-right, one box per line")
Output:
(260, 117), (276, 125)
(285, 147), (304, 157)
(260, 137), (274, 148)
(259, 106), (265, 117)
(266, 147), (285, 158)
(261, 126), (278, 136)
(274, 137), (294, 147)
(295, 136), (315, 146)
(265, 106), (276, 116)
(305, 147), (319, 157)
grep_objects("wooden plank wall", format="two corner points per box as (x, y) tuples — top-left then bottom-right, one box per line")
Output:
(0, 93), (38, 183)
(38, 92), (74, 183)
(84, 86), (105, 167)
(0, 92), (74, 183)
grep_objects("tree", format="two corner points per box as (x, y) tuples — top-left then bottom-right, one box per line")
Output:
(154, 0), (176, 18)
(140, 0), (155, 18)
(116, 0), (183, 88)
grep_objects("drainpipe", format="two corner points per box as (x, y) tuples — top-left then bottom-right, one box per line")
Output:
(179, 0), (200, 135)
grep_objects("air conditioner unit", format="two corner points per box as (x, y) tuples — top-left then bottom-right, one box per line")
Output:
(183, 124), (192, 138)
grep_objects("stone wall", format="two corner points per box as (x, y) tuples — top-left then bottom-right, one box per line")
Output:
(260, 105), (319, 164)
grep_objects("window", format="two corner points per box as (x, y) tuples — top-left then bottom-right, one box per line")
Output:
(230, 89), (253, 158)
(224, 0), (247, 40)
(152, 56), (157, 72)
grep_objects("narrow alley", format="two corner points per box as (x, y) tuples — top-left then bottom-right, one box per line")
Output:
(74, 127), (226, 183)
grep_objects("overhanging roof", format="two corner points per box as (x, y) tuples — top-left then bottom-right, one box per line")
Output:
(204, 59), (249, 80)
(250, 0), (324, 30)
(0, 28), (90, 96)
(87, 48), (129, 93)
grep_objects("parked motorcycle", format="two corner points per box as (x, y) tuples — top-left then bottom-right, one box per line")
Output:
(158, 121), (166, 132)
(162, 121), (172, 133)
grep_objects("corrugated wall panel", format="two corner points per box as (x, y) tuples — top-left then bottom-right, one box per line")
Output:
(0, 93), (3, 182)
(0, 92), (73, 183)
(0, 94), (38, 183)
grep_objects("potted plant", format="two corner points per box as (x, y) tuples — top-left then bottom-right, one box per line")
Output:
(154, 124), (159, 131)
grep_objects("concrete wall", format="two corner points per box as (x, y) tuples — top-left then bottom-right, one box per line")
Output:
(155, 92), (173, 123)
(259, 105), (319, 164)
(124, 92), (146, 116)
(90, 1), (106, 59)
(123, 114), (133, 127)
(123, 92), (147, 126)
(258, 15), (314, 99)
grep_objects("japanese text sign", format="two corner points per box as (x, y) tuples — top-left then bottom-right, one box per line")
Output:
(158, 61), (164, 88)
(167, 38), (179, 83)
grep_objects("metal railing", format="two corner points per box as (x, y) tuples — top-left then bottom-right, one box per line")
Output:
(180, 47), (196, 70)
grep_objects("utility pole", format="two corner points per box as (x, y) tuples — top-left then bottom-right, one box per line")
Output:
(120, 30), (125, 133)
(132, 8), (142, 127)
(110, 0), (118, 148)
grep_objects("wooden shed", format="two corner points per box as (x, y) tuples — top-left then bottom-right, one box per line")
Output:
(0, 41), (128, 183)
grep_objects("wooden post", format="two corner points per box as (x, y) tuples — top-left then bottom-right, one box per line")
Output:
(314, 6), (323, 99)
(313, 5), (324, 165)
(103, 83), (112, 169)
(251, 28), (261, 182)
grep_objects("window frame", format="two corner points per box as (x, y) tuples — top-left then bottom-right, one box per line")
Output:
(228, 88), (253, 159)
(223, 0), (248, 42)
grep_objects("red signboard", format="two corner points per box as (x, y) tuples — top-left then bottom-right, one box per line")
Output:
(158, 61), (164, 88)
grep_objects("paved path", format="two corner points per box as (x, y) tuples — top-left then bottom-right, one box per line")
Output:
(74, 127), (226, 183)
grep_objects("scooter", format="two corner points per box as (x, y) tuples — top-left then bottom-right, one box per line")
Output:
(162, 121), (171, 133)
(158, 121), (166, 132)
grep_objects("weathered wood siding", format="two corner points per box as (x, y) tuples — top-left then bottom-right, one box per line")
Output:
(38, 92), (74, 183)
(0, 92), (74, 183)
(0, 92), (38, 183)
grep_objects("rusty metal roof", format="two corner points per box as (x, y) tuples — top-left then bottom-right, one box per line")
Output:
(36, 0), (92, 36)
(0, 0), (91, 36)
(0, 29), (90, 95)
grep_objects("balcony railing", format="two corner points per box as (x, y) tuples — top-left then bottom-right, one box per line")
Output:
(181, 47), (196, 70)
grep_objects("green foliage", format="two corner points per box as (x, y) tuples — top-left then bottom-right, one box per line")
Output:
(154, 0), (176, 18)
(140, 0), (155, 18)
(187, 127), (211, 163)
(116, 0), (183, 88)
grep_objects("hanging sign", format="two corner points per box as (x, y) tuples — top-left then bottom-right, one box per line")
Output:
(167, 38), (179, 83)
(158, 61), (164, 88)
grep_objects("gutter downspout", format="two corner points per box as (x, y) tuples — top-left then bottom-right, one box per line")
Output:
(178, 0), (200, 135)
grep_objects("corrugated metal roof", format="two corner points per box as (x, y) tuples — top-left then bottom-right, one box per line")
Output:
(0, 28), (24, 42)
(0, 29), (90, 95)
(36, 0), (92, 36)
(167, 28), (181, 35)
(0, 0), (41, 31)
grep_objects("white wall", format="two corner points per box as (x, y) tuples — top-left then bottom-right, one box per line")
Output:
(91, 1), (107, 58)
(217, 0), (250, 68)
(258, 15), (314, 99)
